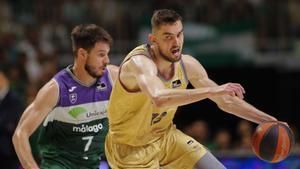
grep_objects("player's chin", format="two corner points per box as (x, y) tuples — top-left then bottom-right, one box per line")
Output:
(97, 71), (105, 77)
(171, 54), (181, 62)
(93, 70), (105, 78)
(99, 67), (106, 73)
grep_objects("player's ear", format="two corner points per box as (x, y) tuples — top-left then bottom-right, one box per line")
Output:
(148, 33), (156, 44)
(78, 48), (88, 59)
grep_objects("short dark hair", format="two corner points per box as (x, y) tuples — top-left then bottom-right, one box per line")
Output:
(151, 9), (182, 31)
(71, 24), (113, 55)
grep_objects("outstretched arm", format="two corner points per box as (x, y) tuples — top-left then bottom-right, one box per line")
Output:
(121, 55), (244, 108)
(183, 55), (277, 124)
(12, 80), (59, 169)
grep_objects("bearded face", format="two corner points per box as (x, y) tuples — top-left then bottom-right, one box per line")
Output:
(84, 42), (110, 78)
(152, 20), (184, 63)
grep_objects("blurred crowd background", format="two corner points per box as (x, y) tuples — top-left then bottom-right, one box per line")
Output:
(1, 0), (300, 168)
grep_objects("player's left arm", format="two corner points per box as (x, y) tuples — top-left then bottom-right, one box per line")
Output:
(183, 55), (277, 124)
(107, 64), (119, 82)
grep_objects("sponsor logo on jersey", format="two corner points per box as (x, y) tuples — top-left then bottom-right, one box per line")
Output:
(187, 139), (199, 150)
(68, 107), (107, 119)
(151, 112), (167, 125)
(73, 123), (103, 133)
(96, 82), (107, 91)
(86, 110), (106, 118)
(187, 140), (194, 145)
(68, 107), (87, 119)
(69, 93), (77, 104)
(68, 86), (77, 92)
(172, 79), (182, 88)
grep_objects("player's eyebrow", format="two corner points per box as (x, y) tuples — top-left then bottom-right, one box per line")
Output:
(97, 49), (107, 52)
(162, 29), (184, 36)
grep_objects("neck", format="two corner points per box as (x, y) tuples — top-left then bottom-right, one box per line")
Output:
(72, 62), (96, 85)
(150, 45), (174, 80)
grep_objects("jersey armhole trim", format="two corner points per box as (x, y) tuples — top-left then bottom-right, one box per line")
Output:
(52, 78), (60, 108)
(180, 59), (189, 85)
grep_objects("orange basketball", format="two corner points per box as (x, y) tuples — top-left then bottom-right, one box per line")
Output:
(251, 121), (295, 163)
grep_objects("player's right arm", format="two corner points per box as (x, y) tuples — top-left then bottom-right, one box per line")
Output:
(121, 55), (243, 108)
(12, 80), (59, 169)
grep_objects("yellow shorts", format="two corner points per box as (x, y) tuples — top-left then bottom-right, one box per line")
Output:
(105, 126), (206, 169)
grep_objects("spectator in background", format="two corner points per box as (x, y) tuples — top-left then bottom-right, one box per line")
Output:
(24, 81), (39, 106)
(194, 0), (224, 25)
(225, 0), (255, 24)
(0, 65), (24, 169)
(288, 0), (300, 36)
(235, 120), (254, 150)
(6, 52), (29, 102)
(183, 120), (210, 146)
(255, 0), (291, 52)
(17, 26), (43, 84)
(39, 58), (59, 87)
(209, 129), (232, 151)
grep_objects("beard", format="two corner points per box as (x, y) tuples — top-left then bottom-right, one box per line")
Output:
(157, 45), (181, 63)
(84, 55), (106, 78)
(84, 64), (102, 78)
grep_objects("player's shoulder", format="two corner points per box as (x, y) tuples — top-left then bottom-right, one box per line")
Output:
(126, 54), (156, 70)
(181, 54), (203, 67)
(118, 55), (157, 78)
(34, 79), (59, 103)
(181, 54), (207, 76)
(39, 79), (59, 94)
(129, 44), (149, 55)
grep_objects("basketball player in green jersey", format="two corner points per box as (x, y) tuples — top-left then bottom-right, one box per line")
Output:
(13, 24), (118, 169)
(105, 9), (283, 169)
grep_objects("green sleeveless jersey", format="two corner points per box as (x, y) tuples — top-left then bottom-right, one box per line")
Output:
(33, 66), (113, 169)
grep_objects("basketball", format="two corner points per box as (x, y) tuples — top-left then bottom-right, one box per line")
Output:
(251, 121), (295, 163)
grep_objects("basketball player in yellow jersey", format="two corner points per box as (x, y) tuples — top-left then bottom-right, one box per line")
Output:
(105, 9), (281, 169)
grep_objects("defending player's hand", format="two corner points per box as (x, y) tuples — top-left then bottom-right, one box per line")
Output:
(211, 83), (245, 99)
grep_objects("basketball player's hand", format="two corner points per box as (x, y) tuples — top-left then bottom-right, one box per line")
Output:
(278, 121), (289, 127)
(265, 120), (289, 127)
(211, 83), (245, 99)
